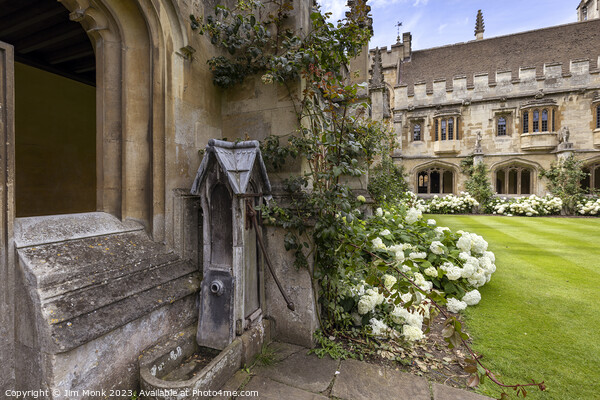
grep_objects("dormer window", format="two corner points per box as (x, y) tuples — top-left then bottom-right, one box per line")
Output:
(583, 6), (588, 20)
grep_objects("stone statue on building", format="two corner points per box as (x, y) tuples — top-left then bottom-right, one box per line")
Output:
(558, 126), (570, 143)
(474, 130), (483, 154)
(557, 126), (573, 151)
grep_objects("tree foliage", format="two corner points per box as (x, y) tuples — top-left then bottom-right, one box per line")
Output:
(461, 157), (494, 211)
(540, 155), (587, 214)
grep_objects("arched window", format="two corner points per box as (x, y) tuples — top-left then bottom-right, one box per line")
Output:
(581, 162), (600, 193)
(541, 109), (548, 132)
(532, 110), (539, 132)
(596, 105), (600, 129)
(441, 120), (447, 140)
(416, 166), (454, 194)
(497, 117), (506, 136)
(448, 119), (454, 140)
(522, 112), (529, 133)
(413, 124), (422, 141)
(434, 119), (439, 141)
(495, 165), (534, 195)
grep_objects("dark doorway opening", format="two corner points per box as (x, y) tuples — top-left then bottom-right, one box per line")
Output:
(0, 0), (96, 217)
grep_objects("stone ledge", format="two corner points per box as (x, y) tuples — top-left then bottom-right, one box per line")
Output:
(14, 212), (143, 248)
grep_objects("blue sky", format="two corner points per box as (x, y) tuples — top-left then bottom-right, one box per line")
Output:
(319, 0), (579, 50)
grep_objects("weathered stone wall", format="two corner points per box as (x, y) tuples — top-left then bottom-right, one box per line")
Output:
(263, 225), (318, 349)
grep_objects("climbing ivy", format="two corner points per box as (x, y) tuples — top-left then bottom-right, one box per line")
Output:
(540, 154), (588, 214)
(460, 156), (494, 211)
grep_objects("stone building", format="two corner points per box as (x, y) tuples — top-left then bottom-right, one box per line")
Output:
(369, 4), (600, 197)
(0, 0), (317, 397)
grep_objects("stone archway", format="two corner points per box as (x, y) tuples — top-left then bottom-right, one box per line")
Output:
(57, 0), (187, 240)
(0, 0), (189, 393)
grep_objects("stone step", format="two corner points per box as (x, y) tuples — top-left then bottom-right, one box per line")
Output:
(42, 258), (196, 323)
(18, 230), (178, 290)
(15, 213), (202, 355)
(45, 271), (201, 353)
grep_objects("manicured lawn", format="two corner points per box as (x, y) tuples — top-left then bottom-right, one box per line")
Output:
(428, 215), (600, 400)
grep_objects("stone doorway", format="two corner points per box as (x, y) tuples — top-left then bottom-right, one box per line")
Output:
(0, 0), (97, 217)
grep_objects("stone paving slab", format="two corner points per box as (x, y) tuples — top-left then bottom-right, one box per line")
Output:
(244, 376), (329, 400)
(266, 341), (305, 362)
(253, 349), (339, 393)
(433, 383), (492, 400)
(331, 358), (430, 400)
(211, 370), (251, 400)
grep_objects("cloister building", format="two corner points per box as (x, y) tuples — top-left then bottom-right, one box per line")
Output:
(369, 1), (600, 197)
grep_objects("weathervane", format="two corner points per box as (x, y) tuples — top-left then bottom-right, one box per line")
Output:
(396, 21), (403, 43)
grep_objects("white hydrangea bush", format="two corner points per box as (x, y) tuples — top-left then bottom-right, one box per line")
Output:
(423, 192), (479, 214)
(489, 195), (562, 216)
(339, 202), (495, 344)
(577, 197), (600, 216)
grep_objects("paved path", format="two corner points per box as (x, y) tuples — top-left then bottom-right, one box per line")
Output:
(214, 342), (493, 400)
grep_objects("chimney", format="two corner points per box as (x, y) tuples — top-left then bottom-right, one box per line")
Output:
(402, 32), (412, 59)
(474, 9), (485, 40)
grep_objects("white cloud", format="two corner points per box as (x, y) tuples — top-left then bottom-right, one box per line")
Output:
(317, 0), (348, 21)
(413, 0), (429, 6)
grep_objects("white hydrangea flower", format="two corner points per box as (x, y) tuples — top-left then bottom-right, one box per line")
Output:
(409, 252), (427, 260)
(405, 207), (422, 224)
(402, 324), (424, 341)
(440, 261), (462, 280)
(462, 289), (481, 306)
(483, 251), (496, 264)
(461, 260), (478, 279)
(369, 318), (391, 338)
(470, 234), (488, 254)
(434, 226), (450, 238)
(376, 207), (383, 217)
(380, 229), (391, 236)
(372, 237), (386, 250)
(424, 266), (438, 277)
(388, 244), (405, 262)
(457, 233), (472, 252)
(391, 305), (410, 324)
(446, 297), (468, 313)
(427, 219), (437, 225)
(467, 268), (487, 288)
(358, 295), (376, 315)
(413, 273), (433, 292)
(382, 274), (397, 290)
(429, 241), (445, 255)
(365, 288), (384, 305)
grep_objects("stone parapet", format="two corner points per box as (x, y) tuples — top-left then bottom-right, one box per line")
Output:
(393, 57), (600, 110)
(520, 132), (559, 151)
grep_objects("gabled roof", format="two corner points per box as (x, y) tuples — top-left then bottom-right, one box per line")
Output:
(191, 139), (272, 196)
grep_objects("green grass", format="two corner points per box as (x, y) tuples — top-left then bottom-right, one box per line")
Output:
(428, 215), (600, 400)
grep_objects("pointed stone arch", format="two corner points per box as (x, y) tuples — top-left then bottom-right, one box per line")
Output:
(57, 0), (188, 241)
(490, 158), (540, 195)
(412, 161), (459, 195)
